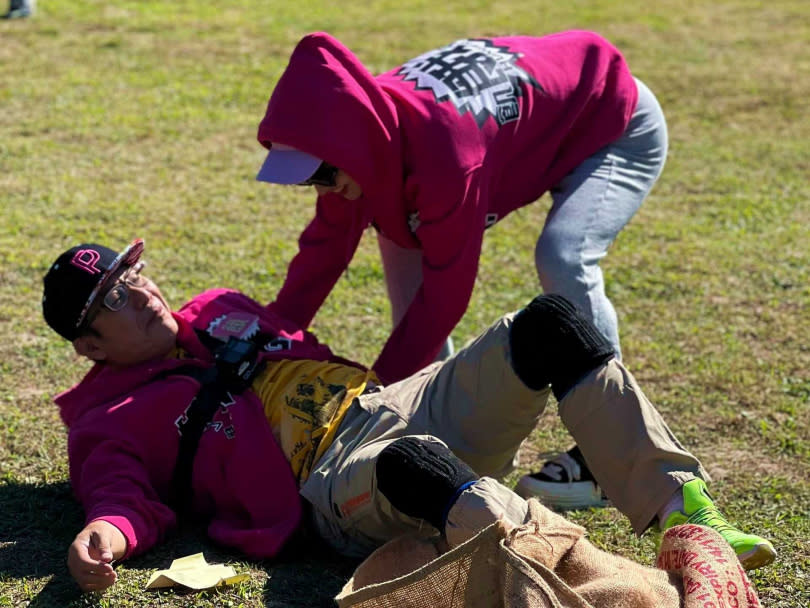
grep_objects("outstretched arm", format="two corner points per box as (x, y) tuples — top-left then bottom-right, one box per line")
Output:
(66, 431), (180, 591)
(67, 519), (127, 592)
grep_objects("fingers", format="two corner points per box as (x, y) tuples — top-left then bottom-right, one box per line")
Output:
(69, 559), (118, 591)
(68, 535), (117, 592)
(68, 521), (128, 592)
(74, 567), (118, 592)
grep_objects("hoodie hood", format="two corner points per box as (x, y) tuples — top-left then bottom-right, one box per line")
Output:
(257, 33), (404, 208)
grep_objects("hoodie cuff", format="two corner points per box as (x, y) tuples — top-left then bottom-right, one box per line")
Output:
(89, 516), (136, 560)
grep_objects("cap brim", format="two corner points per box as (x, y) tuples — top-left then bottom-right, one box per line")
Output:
(256, 145), (323, 185)
(117, 238), (145, 269)
(75, 238), (145, 329)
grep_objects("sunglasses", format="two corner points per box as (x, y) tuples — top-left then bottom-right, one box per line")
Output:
(298, 162), (339, 187)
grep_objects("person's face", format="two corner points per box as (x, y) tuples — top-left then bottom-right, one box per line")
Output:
(73, 263), (179, 367)
(313, 169), (363, 200)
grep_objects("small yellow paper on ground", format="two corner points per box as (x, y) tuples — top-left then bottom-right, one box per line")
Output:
(145, 552), (249, 590)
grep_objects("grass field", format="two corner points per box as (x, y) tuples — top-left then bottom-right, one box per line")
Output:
(1, 1), (808, 606)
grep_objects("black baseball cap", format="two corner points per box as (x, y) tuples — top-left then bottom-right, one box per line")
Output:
(42, 238), (145, 341)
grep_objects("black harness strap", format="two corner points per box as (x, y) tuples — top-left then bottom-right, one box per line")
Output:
(160, 327), (367, 513)
(166, 364), (220, 512)
(158, 335), (267, 512)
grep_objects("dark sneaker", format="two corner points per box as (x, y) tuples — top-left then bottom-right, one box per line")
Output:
(2, 0), (33, 19)
(661, 478), (776, 570)
(515, 445), (607, 509)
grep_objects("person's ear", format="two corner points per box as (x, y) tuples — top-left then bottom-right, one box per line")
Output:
(73, 335), (107, 362)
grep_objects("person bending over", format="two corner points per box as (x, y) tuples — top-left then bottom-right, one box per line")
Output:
(256, 30), (671, 506)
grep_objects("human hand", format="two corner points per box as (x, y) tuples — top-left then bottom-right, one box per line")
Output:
(67, 520), (126, 592)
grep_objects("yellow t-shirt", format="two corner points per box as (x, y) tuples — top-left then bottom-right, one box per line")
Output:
(251, 360), (378, 484)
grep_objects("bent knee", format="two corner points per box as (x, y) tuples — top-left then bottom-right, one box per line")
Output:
(509, 294), (615, 400)
(376, 437), (478, 531)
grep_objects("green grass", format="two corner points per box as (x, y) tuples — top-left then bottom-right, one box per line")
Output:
(2, 0), (809, 606)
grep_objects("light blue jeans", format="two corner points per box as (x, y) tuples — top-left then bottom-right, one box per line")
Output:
(378, 78), (668, 360)
(537, 78), (668, 359)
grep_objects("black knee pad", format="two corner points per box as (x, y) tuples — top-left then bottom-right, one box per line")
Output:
(509, 294), (615, 400)
(376, 437), (478, 532)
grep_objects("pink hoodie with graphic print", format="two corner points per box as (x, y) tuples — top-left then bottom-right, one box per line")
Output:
(258, 30), (638, 384)
(56, 288), (361, 560)
(258, 31), (638, 383)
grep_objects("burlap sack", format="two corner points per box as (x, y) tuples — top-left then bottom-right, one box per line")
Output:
(335, 499), (761, 608)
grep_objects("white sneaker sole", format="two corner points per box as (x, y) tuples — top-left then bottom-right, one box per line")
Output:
(737, 542), (777, 570)
(514, 476), (608, 510)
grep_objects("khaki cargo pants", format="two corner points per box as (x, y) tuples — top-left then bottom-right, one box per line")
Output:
(300, 311), (707, 557)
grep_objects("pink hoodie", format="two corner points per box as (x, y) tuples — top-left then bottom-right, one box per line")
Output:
(55, 288), (361, 560)
(258, 30), (638, 384)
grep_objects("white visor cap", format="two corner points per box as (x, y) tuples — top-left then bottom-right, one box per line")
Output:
(256, 143), (323, 185)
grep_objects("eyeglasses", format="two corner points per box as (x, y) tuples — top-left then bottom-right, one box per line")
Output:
(100, 261), (148, 312)
(298, 162), (339, 187)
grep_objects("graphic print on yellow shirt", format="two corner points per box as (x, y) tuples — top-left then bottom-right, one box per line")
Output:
(252, 360), (377, 484)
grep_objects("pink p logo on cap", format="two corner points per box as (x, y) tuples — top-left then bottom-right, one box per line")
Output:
(70, 249), (103, 275)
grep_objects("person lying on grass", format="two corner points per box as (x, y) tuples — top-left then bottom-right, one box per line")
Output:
(41, 238), (776, 592)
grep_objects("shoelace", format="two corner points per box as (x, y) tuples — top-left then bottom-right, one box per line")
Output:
(685, 505), (737, 534)
(541, 451), (581, 484)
